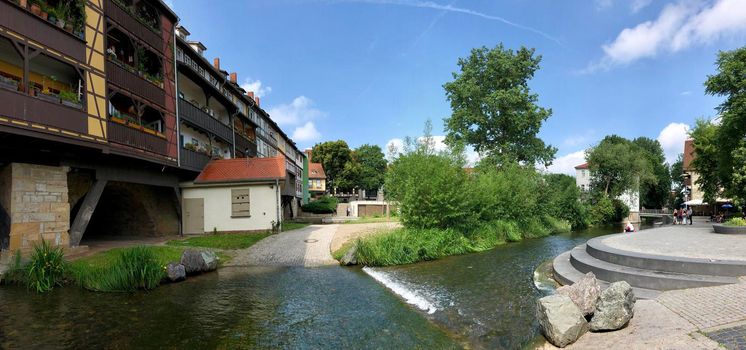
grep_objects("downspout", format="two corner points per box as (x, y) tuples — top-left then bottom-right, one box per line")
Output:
(275, 178), (282, 232)
(173, 28), (181, 167)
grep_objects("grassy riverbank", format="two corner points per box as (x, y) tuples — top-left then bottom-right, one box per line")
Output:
(355, 217), (570, 266)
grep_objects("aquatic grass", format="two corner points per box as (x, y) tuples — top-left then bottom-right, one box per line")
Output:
(167, 232), (271, 250)
(1, 250), (26, 285)
(541, 216), (572, 234)
(70, 246), (164, 292)
(26, 240), (66, 293)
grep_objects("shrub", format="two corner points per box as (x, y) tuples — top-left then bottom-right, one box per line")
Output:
(72, 246), (164, 292)
(471, 165), (542, 223)
(611, 198), (630, 222)
(725, 217), (746, 227)
(542, 216), (572, 234)
(26, 240), (66, 293)
(520, 218), (551, 239)
(355, 228), (473, 266)
(590, 195), (615, 224)
(540, 173), (591, 229)
(301, 196), (338, 214)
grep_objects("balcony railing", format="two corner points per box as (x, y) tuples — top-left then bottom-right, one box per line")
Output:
(0, 88), (87, 134)
(0, 1), (85, 61)
(107, 60), (165, 107)
(178, 98), (233, 143)
(234, 132), (257, 157)
(105, 0), (163, 52)
(180, 147), (211, 171)
(108, 120), (168, 156)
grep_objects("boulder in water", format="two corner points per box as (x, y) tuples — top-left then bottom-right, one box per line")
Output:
(590, 281), (636, 331)
(340, 245), (357, 266)
(536, 294), (589, 347)
(166, 262), (186, 282)
(556, 272), (601, 316)
(180, 250), (218, 274)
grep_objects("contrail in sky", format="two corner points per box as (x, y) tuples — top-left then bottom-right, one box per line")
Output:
(336, 0), (563, 45)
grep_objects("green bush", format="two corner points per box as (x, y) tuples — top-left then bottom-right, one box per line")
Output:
(725, 217), (746, 226)
(71, 246), (164, 292)
(471, 165), (542, 223)
(26, 240), (66, 293)
(542, 216), (572, 234)
(356, 228), (473, 266)
(611, 198), (630, 222)
(301, 196), (339, 214)
(540, 173), (591, 229)
(520, 217), (551, 239)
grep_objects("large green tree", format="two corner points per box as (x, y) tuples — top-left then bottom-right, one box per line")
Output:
(353, 144), (387, 192)
(668, 154), (685, 208)
(697, 46), (746, 205)
(443, 44), (556, 167)
(311, 140), (352, 191)
(689, 119), (722, 203)
(632, 137), (671, 209)
(586, 135), (653, 198)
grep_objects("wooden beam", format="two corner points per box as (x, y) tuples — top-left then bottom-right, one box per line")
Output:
(69, 179), (108, 247)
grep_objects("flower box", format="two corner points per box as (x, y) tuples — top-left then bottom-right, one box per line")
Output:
(111, 116), (126, 124)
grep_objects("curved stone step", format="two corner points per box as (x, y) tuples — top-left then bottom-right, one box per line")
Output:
(570, 245), (738, 291)
(585, 235), (746, 277)
(552, 249), (660, 300)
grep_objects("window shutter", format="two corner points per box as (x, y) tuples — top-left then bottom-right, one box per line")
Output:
(231, 189), (251, 217)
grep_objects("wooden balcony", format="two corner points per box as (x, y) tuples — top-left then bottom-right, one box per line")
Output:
(107, 60), (165, 107)
(104, 0), (164, 52)
(180, 147), (211, 172)
(0, 88), (87, 134)
(0, 1), (85, 61)
(178, 98), (233, 143)
(234, 132), (257, 157)
(108, 120), (168, 156)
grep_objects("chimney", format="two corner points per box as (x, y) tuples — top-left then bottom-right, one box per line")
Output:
(213, 58), (220, 70)
(255, 97), (260, 106)
(247, 91), (254, 100)
(230, 72), (237, 84)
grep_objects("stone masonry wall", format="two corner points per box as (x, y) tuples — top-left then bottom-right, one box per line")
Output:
(6, 163), (70, 251)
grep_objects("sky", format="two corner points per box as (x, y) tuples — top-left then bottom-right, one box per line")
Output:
(166, 0), (746, 173)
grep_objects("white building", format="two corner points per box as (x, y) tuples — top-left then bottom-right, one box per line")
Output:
(574, 162), (640, 221)
(180, 158), (285, 234)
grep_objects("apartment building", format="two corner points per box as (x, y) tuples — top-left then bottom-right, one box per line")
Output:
(0, 0), (305, 251)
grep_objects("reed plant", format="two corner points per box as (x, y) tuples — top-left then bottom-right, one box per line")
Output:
(26, 240), (66, 293)
(70, 246), (164, 292)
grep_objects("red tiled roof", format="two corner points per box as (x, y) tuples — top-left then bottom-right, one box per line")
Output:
(683, 139), (695, 171)
(194, 157), (285, 184)
(574, 162), (589, 170)
(308, 162), (325, 179)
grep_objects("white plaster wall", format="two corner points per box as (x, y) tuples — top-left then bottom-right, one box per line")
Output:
(182, 184), (280, 232)
(575, 169), (591, 190)
(349, 200), (388, 217)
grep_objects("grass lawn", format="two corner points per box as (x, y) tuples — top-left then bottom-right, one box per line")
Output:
(166, 232), (271, 250)
(68, 246), (230, 271)
(332, 241), (355, 261)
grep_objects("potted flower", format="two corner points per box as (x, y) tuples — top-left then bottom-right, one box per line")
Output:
(59, 90), (81, 109)
(29, 0), (41, 16)
(46, 7), (57, 24)
(40, 2), (48, 20)
(184, 142), (197, 152)
(19, 0), (28, 9)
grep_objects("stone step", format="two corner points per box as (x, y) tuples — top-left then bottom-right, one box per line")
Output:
(552, 250), (661, 300)
(570, 245), (738, 291)
(585, 235), (746, 277)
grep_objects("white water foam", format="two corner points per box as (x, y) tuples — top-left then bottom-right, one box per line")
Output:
(362, 266), (439, 314)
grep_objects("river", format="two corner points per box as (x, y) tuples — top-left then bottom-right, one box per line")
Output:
(0, 224), (649, 349)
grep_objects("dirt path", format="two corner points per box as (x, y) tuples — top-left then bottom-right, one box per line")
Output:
(330, 222), (400, 253)
(227, 225), (339, 267)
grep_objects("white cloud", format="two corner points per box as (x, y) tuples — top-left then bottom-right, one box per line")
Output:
(587, 0), (746, 71)
(631, 0), (652, 13)
(292, 121), (322, 142)
(385, 135), (480, 165)
(656, 122), (690, 164)
(680, 90), (692, 95)
(385, 138), (405, 162)
(240, 78), (272, 99)
(545, 150), (587, 176)
(267, 96), (325, 126)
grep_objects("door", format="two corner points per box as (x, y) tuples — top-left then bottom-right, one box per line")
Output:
(183, 198), (204, 234)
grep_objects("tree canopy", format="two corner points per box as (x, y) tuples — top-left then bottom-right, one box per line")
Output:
(586, 135), (653, 198)
(443, 44), (556, 167)
(353, 144), (387, 192)
(311, 140), (352, 191)
(632, 137), (671, 209)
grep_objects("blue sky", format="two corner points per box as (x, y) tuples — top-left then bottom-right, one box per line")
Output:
(167, 0), (746, 173)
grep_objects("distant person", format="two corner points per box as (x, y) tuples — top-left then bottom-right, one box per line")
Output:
(673, 209), (679, 225)
(688, 207), (693, 225)
(624, 221), (635, 233)
(678, 208), (684, 225)
(346, 206), (351, 217)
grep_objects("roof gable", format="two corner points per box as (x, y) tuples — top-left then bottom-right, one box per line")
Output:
(194, 158), (286, 184)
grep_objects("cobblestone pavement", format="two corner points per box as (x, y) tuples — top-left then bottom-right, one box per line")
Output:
(704, 323), (746, 350)
(658, 283), (746, 329)
(227, 224), (339, 267)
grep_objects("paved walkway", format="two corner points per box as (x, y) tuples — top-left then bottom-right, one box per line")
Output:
(227, 224), (340, 267)
(603, 222), (746, 261)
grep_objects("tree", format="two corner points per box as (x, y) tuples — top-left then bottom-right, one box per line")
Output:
(699, 46), (746, 206)
(586, 135), (653, 198)
(443, 44), (556, 167)
(311, 140), (352, 191)
(690, 119), (723, 203)
(353, 144), (387, 193)
(668, 154), (685, 208)
(632, 137), (671, 209)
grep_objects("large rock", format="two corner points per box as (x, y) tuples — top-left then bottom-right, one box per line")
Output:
(166, 262), (186, 282)
(589, 281), (636, 331)
(340, 245), (357, 266)
(556, 272), (601, 316)
(180, 250), (218, 274)
(536, 294), (590, 347)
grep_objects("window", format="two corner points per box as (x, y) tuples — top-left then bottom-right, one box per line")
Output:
(315, 179), (321, 188)
(231, 189), (251, 217)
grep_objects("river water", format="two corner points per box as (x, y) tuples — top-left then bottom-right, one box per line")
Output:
(0, 224), (648, 349)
